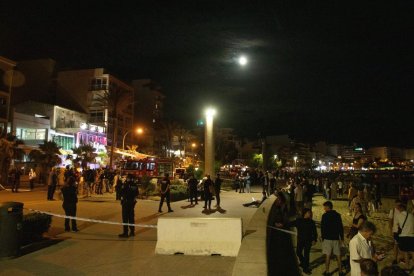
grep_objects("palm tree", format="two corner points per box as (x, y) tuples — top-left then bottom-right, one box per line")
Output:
(28, 141), (61, 184)
(0, 134), (24, 185)
(160, 121), (181, 157)
(92, 86), (133, 168)
(72, 144), (97, 170)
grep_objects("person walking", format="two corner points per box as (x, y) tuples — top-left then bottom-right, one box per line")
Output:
(321, 201), (344, 276)
(29, 168), (36, 190)
(188, 174), (198, 205)
(203, 175), (214, 210)
(158, 173), (173, 213)
(61, 176), (79, 232)
(47, 168), (58, 200)
(118, 174), (139, 238)
(214, 173), (222, 208)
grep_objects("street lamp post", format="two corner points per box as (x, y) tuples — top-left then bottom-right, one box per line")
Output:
(204, 108), (216, 178)
(122, 127), (143, 150)
(293, 156), (298, 171)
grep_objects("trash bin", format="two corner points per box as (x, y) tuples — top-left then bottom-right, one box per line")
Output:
(0, 202), (24, 259)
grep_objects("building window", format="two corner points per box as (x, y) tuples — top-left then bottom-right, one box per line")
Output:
(90, 78), (108, 90)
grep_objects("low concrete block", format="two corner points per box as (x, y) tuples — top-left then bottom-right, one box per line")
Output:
(155, 217), (242, 257)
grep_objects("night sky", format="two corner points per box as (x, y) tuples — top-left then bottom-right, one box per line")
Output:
(1, 1), (414, 147)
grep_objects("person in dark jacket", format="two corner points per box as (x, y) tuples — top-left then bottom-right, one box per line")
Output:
(158, 173), (173, 213)
(214, 174), (222, 208)
(288, 208), (318, 274)
(203, 175), (214, 210)
(61, 176), (79, 232)
(118, 174), (139, 238)
(48, 168), (58, 200)
(188, 174), (199, 205)
(267, 191), (300, 276)
(321, 201), (345, 276)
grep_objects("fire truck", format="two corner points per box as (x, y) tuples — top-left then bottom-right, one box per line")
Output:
(121, 157), (174, 179)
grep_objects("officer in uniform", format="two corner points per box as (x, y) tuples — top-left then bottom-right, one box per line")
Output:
(158, 173), (173, 213)
(119, 174), (139, 238)
(188, 174), (199, 205)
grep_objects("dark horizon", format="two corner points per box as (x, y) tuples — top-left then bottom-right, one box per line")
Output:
(1, 1), (413, 147)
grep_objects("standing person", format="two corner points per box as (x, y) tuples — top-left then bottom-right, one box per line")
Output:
(294, 183), (304, 215)
(114, 171), (123, 201)
(158, 173), (173, 213)
(118, 174), (139, 238)
(321, 201), (345, 276)
(214, 173), (222, 208)
(347, 203), (367, 240)
(267, 192), (300, 276)
(13, 168), (21, 193)
(337, 179), (343, 198)
(29, 168), (36, 190)
(388, 199), (402, 265)
(270, 172), (276, 195)
(349, 221), (384, 276)
(330, 181), (338, 200)
(245, 172), (251, 193)
(239, 173), (245, 193)
(287, 208), (318, 274)
(188, 174), (198, 205)
(203, 174), (214, 210)
(84, 167), (95, 197)
(396, 203), (414, 270)
(348, 185), (358, 211)
(351, 190), (369, 216)
(47, 168), (58, 200)
(61, 176), (79, 232)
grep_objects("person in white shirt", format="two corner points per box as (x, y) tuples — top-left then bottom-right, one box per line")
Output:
(349, 221), (384, 276)
(294, 184), (304, 214)
(396, 203), (414, 270)
(388, 199), (402, 264)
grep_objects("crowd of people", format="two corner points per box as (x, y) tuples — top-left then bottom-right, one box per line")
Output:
(266, 171), (414, 275)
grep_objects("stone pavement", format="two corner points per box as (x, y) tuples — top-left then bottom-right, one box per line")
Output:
(0, 185), (263, 276)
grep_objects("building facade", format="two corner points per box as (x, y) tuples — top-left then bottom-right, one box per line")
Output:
(57, 68), (134, 148)
(0, 56), (16, 134)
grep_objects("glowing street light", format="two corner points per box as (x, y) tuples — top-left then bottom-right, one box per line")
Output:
(293, 156), (298, 171)
(238, 55), (248, 66)
(205, 108), (216, 178)
(122, 127), (144, 150)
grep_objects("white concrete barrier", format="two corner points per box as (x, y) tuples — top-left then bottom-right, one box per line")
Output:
(155, 217), (243, 257)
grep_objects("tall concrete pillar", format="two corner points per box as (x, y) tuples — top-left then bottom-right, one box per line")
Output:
(204, 109), (215, 178)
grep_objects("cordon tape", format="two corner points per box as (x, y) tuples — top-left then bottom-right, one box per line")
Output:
(25, 208), (158, 229)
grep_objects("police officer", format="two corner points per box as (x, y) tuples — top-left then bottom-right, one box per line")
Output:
(188, 174), (199, 205)
(158, 173), (173, 213)
(119, 174), (139, 238)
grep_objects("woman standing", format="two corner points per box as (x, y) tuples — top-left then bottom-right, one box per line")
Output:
(203, 175), (214, 210)
(29, 168), (36, 190)
(61, 176), (79, 232)
(348, 203), (367, 240)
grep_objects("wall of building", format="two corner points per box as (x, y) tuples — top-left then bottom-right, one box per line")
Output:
(13, 111), (50, 146)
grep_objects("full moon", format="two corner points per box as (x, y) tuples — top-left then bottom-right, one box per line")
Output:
(238, 56), (248, 66)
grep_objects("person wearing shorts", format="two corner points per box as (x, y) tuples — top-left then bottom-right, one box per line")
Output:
(321, 201), (345, 276)
(388, 199), (402, 264)
(396, 203), (414, 270)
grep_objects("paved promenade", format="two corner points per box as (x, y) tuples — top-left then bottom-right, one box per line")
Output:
(1, 184), (402, 275)
(0, 185), (260, 276)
